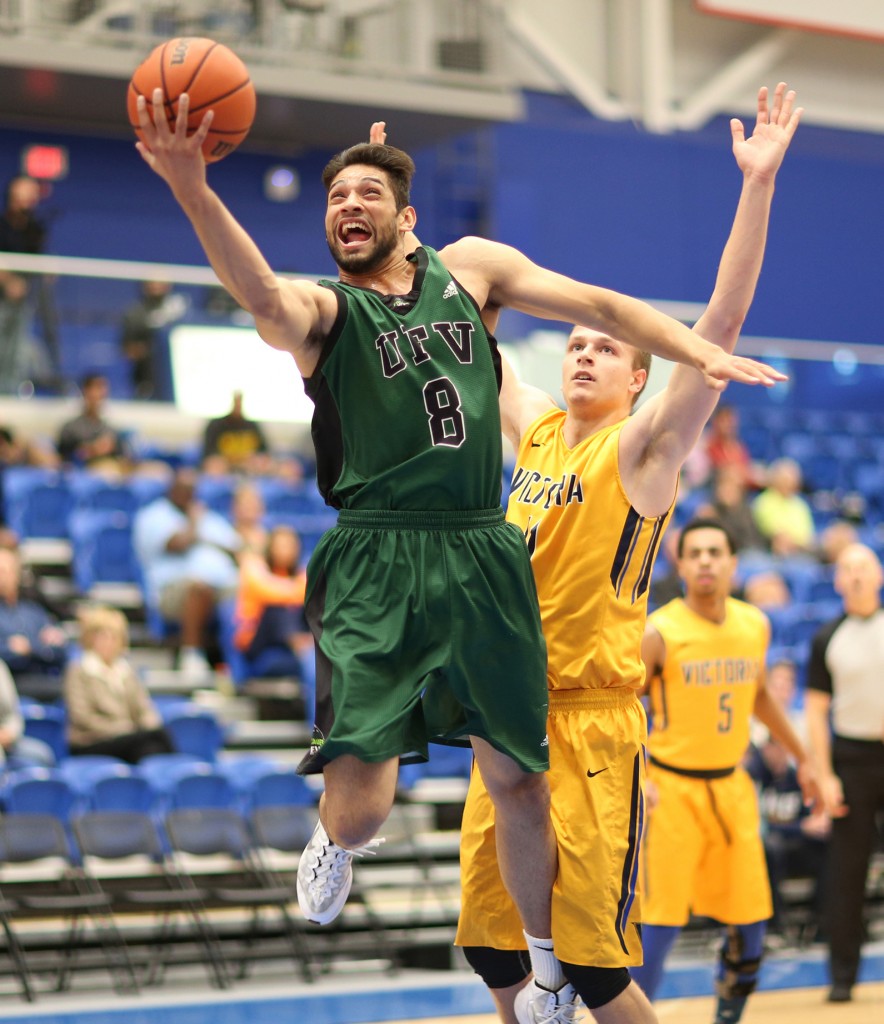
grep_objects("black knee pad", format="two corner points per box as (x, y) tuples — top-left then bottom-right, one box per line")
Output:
(561, 962), (631, 1009)
(461, 946), (530, 989)
(717, 924), (763, 999)
(716, 955), (762, 1000)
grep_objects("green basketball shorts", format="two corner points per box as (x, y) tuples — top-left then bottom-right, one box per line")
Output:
(297, 507), (549, 776)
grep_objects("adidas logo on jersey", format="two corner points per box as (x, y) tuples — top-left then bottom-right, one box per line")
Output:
(442, 280), (457, 300)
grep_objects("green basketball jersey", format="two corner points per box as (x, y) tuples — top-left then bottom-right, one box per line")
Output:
(306, 246), (504, 511)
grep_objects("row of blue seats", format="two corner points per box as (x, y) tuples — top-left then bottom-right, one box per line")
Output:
(2, 466), (333, 542)
(1, 746), (473, 826)
(0, 756), (317, 823)
(21, 700), (230, 765)
(738, 406), (884, 438)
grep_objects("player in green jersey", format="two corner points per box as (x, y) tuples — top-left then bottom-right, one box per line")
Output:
(135, 90), (786, 994)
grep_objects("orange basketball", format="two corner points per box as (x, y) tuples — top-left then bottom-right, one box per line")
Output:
(127, 37), (256, 163)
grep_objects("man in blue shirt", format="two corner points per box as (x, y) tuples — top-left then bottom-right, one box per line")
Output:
(133, 468), (241, 680)
(0, 546), (68, 700)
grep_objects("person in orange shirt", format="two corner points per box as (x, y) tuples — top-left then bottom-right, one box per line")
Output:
(234, 524), (309, 679)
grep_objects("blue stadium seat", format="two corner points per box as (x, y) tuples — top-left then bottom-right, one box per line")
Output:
(163, 708), (227, 762)
(69, 510), (141, 594)
(57, 756), (129, 796)
(68, 472), (139, 517)
(0, 768), (80, 821)
(166, 764), (237, 811)
(195, 476), (237, 516)
(2, 467), (73, 539)
(244, 767), (316, 811)
(135, 753), (210, 796)
(86, 766), (157, 815)
(21, 703), (68, 763)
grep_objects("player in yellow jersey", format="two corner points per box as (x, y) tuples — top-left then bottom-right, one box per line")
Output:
(452, 83), (804, 1024)
(633, 518), (820, 1023)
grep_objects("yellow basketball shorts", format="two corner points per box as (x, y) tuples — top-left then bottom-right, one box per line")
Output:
(456, 688), (647, 967)
(641, 762), (772, 926)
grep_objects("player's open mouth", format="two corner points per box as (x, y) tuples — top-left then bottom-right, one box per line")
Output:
(572, 372), (595, 382)
(338, 220), (372, 246)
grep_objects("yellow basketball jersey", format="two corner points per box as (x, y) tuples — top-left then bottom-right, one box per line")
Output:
(506, 408), (671, 691)
(646, 597), (770, 770)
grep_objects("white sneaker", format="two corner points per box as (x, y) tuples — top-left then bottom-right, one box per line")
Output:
(515, 980), (581, 1024)
(296, 820), (383, 925)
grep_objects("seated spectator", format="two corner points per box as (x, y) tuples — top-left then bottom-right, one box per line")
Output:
(701, 464), (766, 553)
(65, 606), (174, 764)
(743, 569), (791, 610)
(752, 458), (817, 557)
(705, 404), (762, 488)
(133, 468), (241, 681)
(817, 519), (860, 566)
(234, 524), (309, 679)
(0, 422), (58, 469)
(230, 481), (268, 554)
(0, 546), (68, 700)
(745, 659), (829, 941)
(202, 390), (273, 477)
(56, 372), (133, 476)
(120, 279), (188, 400)
(0, 657), (54, 770)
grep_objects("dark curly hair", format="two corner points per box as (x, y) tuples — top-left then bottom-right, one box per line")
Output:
(321, 143), (415, 212)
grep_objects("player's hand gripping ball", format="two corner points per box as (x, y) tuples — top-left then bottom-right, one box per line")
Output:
(127, 37), (256, 163)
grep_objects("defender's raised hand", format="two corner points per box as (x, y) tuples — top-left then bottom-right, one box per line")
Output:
(731, 82), (803, 183)
(369, 121), (387, 146)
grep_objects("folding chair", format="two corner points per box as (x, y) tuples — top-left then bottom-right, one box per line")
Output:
(0, 813), (138, 996)
(165, 805), (317, 982)
(0, 892), (34, 1001)
(245, 772), (399, 975)
(72, 810), (230, 989)
(163, 708), (227, 762)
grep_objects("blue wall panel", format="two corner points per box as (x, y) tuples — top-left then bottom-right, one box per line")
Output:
(1, 88), (881, 362)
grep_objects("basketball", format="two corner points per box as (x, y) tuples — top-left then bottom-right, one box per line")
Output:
(127, 37), (256, 163)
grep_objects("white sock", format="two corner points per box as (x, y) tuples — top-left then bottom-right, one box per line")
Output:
(524, 930), (566, 991)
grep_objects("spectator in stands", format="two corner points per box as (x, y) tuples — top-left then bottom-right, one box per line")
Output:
(0, 176), (49, 395)
(233, 523), (309, 681)
(752, 457), (817, 557)
(745, 658), (829, 942)
(65, 605), (174, 763)
(0, 657), (54, 770)
(817, 519), (860, 566)
(133, 467), (241, 681)
(701, 463), (766, 553)
(120, 279), (188, 400)
(230, 481), (268, 554)
(0, 546), (68, 700)
(56, 373), (133, 476)
(805, 543), (884, 1003)
(0, 423), (59, 470)
(742, 569), (791, 611)
(705, 404), (761, 488)
(202, 390), (273, 477)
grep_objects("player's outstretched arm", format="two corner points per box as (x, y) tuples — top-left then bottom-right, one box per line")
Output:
(135, 89), (330, 370)
(625, 83), (800, 475)
(447, 235), (785, 391)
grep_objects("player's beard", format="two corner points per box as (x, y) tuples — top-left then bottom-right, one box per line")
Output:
(328, 219), (399, 274)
